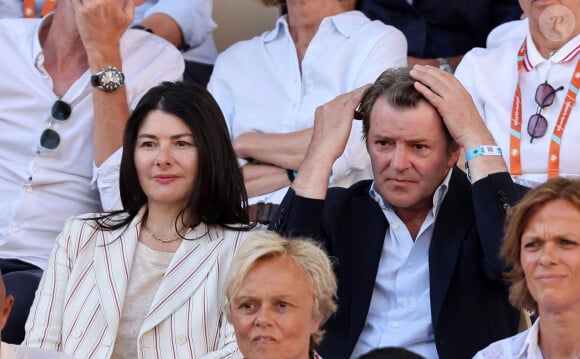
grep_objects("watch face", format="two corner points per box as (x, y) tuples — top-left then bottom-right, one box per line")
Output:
(100, 68), (123, 91)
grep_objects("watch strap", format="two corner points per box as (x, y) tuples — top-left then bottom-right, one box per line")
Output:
(90, 74), (100, 88)
(90, 67), (125, 92)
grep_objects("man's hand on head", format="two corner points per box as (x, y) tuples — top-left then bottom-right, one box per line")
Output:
(409, 65), (507, 182)
(292, 84), (370, 199)
(409, 64), (495, 150)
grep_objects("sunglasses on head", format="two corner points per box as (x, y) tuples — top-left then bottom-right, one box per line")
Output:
(39, 99), (72, 150)
(527, 81), (564, 143)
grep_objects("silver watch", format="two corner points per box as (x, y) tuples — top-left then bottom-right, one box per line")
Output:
(437, 58), (453, 73)
(90, 67), (125, 92)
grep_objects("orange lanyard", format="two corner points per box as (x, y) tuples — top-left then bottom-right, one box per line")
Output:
(23, 0), (56, 18)
(510, 39), (580, 178)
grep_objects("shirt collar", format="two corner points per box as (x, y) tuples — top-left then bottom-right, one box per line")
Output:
(524, 28), (580, 70)
(369, 168), (453, 218)
(32, 14), (54, 75)
(261, 10), (368, 43)
(517, 317), (541, 358)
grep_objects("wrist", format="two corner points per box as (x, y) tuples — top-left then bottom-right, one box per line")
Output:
(465, 145), (503, 182)
(465, 145), (502, 162)
(86, 45), (123, 73)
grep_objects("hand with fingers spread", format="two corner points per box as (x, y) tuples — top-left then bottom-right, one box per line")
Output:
(410, 65), (507, 182)
(409, 65), (495, 150)
(293, 84), (370, 199)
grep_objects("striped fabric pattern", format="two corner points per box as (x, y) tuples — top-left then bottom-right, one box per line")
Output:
(25, 207), (255, 359)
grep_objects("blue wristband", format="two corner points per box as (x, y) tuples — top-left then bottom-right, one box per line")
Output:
(465, 145), (502, 182)
(465, 145), (502, 162)
(286, 169), (298, 182)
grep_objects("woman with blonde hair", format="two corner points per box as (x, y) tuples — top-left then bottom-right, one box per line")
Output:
(224, 231), (337, 359)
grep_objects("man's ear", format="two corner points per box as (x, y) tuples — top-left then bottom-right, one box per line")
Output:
(0, 295), (14, 331)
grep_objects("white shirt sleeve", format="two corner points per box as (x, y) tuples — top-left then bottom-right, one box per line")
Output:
(143, 0), (216, 49)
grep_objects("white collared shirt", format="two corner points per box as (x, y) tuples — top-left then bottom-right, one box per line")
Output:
(0, 1), (217, 66)
(208, 11), (407, 205)
(0, 16), (183, 269)
(135, 0), (218, 65)
(456, 27), (580, 186)
(473, 318), (543, 359)
(351, 169), (453, 359)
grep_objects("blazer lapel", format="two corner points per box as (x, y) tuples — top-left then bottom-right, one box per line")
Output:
(429, 168), (473, 326)
(140, 223), (225, 334)
(349, 195), (388, 341)
(93, 210), (143, 340)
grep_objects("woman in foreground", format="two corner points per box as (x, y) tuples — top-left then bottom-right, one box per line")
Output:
(224, 231), (337, 359)
(24, 82), (256, 358)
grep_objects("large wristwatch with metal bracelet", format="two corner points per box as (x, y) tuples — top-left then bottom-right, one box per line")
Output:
(91, 67), (125, 92)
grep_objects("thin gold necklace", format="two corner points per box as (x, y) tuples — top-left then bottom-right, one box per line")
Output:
(143, 223), (183, 243)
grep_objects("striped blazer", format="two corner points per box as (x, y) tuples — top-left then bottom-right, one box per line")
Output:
(24, 207), (256, 358)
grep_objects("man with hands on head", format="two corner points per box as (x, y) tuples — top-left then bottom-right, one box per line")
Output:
(0, 0), (183, 344)
(270, 65), (525, 359)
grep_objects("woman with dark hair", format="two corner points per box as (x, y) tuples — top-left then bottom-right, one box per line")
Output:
(24, 82), (256, 358)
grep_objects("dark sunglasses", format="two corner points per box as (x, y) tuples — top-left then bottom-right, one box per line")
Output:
(39, 100), (72, 150)
(527, 82), (564, 143)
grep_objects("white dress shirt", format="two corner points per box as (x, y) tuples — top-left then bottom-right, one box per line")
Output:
(208, 10), (407, 205)
(473, 318), (543, 359)
(135, 0), (218, 65)
(0, 16), (184, 270)
(456, 28), (580, 186)
(351, 170), (452, 359)
(486, 19), (528, 48)
(0, 0), (217, 65)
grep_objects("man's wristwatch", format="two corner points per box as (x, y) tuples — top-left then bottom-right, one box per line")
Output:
(437, 57), (454, 73)
(90, 67), (125, 92)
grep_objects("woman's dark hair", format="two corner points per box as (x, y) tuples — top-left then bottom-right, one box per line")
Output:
(94, 81), (252, 233)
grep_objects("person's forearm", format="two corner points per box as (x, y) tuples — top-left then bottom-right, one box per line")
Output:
(139, 13), (183, 48)
(291, 139), (335, 200)
(87, 49), (129, 166)
(462, 137), (508, 184)
(74, 0), (132, 165)
(233, 129), (312, 170)
(242, 164), (291, 198)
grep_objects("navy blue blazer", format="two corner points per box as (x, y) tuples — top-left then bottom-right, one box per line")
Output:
(271, 169), (525, 359)
(355, 0), (522, 58)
